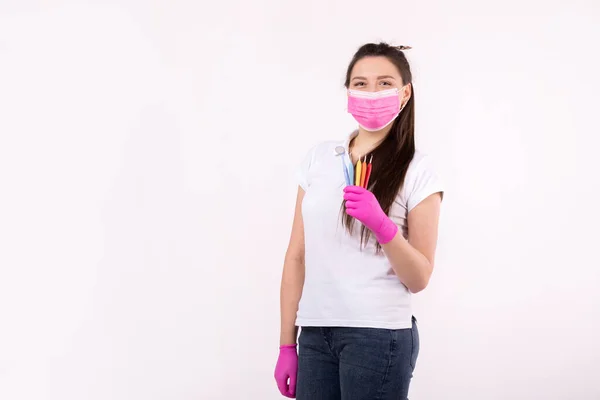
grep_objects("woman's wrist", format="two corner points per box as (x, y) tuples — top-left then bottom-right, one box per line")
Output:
(375, 216), (399, 244)
(279, 327), (298, 346)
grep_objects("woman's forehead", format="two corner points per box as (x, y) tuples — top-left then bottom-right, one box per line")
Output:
(351, 56), (400, 78)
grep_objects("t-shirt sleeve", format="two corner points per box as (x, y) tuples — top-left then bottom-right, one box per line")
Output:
(296, 144), (318, 191)
(406, 155), (444, 212)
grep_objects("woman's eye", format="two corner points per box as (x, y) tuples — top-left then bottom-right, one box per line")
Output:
(354, 82), (365, 87)
(380, 81), (391, 86)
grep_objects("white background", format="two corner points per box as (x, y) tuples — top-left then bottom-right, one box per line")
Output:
(1, 1), (599, 399)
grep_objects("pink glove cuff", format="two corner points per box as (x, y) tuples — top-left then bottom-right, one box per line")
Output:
(375, 216), (399, 244)
(279, 344), (297, 350)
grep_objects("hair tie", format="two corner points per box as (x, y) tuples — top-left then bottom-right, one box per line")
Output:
(396, 45), (412, 51)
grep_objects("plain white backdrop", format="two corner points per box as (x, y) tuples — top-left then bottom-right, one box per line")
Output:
(1, 1), (599, 399)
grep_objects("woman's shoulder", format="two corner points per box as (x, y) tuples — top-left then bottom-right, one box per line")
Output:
(399, 150), (444, 210)
(407, 150), (439, 176)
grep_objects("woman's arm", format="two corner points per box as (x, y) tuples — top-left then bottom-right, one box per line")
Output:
(381, 192), (442, 293)
(279, 187), (306, 345)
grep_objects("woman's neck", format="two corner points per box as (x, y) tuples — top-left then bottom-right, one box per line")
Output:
(349, 126), (391, 162)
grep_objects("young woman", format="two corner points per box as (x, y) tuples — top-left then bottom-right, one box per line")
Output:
(274, 42), (444, 400)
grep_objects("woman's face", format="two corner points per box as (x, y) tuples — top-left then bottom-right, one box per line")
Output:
(349, 56), (411, 106)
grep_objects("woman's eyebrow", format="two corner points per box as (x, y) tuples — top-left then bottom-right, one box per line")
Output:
(351, 75), (396, 81)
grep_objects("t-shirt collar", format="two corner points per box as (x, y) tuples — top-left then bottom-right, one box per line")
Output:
(340, 129), (359, 154)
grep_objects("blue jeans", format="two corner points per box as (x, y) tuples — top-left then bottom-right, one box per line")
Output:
(296, 316), (419, 400)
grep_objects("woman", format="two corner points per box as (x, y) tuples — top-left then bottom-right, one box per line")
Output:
(274, 42), (444, 400)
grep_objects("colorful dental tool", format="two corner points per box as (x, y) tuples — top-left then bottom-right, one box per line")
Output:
(360, 156), (367, 187)
(335, 146), (351, 185)
(355, 156), (362, 186)
(346, 153), (354, 186)
(364, 155), (373, 188)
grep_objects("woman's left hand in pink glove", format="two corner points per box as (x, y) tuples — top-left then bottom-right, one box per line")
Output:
(343, 185), (398, 244)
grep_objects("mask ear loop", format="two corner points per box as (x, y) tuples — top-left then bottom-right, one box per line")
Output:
(399, 83), (412, 112)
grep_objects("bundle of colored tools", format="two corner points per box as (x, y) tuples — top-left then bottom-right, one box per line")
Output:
(340, 153), (373, 188)
(354, 154), (373, 188)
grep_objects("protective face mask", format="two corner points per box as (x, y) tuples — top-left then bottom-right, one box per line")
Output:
(347, 88), (402, 131)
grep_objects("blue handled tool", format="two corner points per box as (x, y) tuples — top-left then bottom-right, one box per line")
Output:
(335, 146), (351, 186)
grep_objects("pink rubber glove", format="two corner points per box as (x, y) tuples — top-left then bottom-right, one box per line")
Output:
(343, 185), (398, 244)
(274, 344), (298, 398)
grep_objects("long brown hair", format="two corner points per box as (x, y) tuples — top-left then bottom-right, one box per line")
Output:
(341, 42), (416, 251)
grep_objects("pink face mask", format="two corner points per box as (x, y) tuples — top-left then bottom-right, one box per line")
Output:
(347, 88), (402, 131)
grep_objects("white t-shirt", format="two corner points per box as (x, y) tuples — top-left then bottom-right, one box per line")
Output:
(295, 131), (444, 329)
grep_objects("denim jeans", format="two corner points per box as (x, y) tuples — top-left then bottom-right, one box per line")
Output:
(296, 316), (419, 400)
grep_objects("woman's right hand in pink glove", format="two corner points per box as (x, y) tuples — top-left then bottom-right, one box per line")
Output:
(274, 344), (298, 398)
